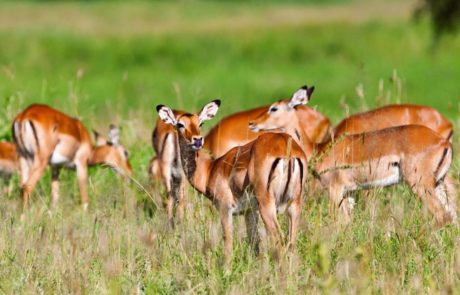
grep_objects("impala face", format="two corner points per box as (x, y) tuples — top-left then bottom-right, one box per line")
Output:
(93, 126), (133, 176)
(249, 85), (315, 132)
(156, 100), (221, 150)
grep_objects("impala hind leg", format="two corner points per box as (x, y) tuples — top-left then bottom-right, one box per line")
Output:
(21, 157), (48, 211)
(244, 209), (260, 256)
(259, 197), (284, 251)
(286, 198), (301, 250)
(407, 176), (456, 225)
(51, 166), (61, 207)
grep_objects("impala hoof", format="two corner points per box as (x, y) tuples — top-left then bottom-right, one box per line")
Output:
(83, 203), (89, 211)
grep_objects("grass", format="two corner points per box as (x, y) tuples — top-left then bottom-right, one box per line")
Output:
(0, 0), (460, 293)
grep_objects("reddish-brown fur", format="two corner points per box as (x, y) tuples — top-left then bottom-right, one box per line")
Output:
(13, 104), (133, 211)
(250, 86), (457, 225)
(332, 104), (453, 141)
(157, 101), (307, 263)
(204, 104), (330, 158)
(0, 141), (18, 194)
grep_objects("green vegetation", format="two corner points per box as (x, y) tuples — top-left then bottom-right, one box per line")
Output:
(0, 1), (459, 293)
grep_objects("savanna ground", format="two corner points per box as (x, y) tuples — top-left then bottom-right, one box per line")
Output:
(0, 0), (460, 293)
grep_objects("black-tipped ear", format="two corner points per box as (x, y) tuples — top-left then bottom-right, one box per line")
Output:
(307, 86), (315, 97)
(156, 105), (165, 112)
(301, 85), (308, 90)
(198, 100), (221, 124)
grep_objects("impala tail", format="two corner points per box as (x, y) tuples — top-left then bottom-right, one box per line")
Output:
(13, 118), (40, 160)
(267, 157), (304, 211)
(435, 145), (452, 187)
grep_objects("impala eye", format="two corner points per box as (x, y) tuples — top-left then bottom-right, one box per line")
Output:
(124, 150), (129, 158)
(177, 122), (185, 129)
(270, 107), (278, 113)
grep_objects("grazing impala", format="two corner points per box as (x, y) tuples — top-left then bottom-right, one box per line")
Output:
(149, 98), (329, 224)
(13, 104), (133, 211)
(331, 104), (453, 141)
(249, 86), (457, 225)
(156, 100), (307, 262)
(204, 102), (330, 158)
(0, 141), (18, 194)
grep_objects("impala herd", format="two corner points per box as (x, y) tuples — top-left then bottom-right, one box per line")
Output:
(0, 85), (457, 261)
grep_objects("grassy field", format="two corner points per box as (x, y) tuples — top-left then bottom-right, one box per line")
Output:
(0, 0), (460, 293)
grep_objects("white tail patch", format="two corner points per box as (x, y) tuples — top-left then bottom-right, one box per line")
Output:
(22, 121), (37, 156)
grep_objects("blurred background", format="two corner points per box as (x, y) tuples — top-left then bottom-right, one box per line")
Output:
(0, 0), (459, 141)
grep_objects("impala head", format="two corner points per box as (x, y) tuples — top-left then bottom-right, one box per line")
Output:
(249, 85), (315, 132)
(156, 100), (221, 150)
(92, 124), (133, 176)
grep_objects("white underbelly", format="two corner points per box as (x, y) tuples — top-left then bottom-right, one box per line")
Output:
(50, 151), (73, 167)
(359, 170), (400, 189)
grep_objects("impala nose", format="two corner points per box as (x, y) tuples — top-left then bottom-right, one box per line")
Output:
(192, 136), (203, 149)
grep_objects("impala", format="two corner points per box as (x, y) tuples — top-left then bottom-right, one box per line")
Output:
(0, 141), (18, 194)
(204, 101), (330, 158)
(13, 104), (133, 211)
(149, 109), (187, 226)
(249, 86), (457, 225)
(331, 104), (453, 141)
(149, 98), (329, 224)
(156, 100), (307, 262)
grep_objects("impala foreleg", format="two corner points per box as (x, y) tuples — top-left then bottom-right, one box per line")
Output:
(219, 205), (234, 265)
(76, 162), (89, 210)
(328, 182), (352, 224)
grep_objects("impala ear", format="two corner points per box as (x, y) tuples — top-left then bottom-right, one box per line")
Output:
(288, 85), (314, 108)
(93, 130), (107, 146)
(108, 124), (120, 146)
(198, 100), (221, 124)
(156, 105), (177, 126)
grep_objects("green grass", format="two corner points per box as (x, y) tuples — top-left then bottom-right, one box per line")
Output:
(0, 1), (460, 293)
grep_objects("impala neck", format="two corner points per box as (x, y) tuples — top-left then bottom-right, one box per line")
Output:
(288, 113), (315, 159)
(88, 145), (108, 166)
(177, 133), (213, 196)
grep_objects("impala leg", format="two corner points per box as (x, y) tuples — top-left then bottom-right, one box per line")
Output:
(76, 162), (89, 211)
(407, 174), (456, 225)
(2, 175), (12, 196)
(329, 183), (351, 224)
(259, 197), (284, 250)
(21, 158), (48, 211)
(51, 166), (61, 207)
(176, 178), (187, 222)
(286, 198), (301, 251)
(162, 168), (175, 227)
(220, 205), (234, 266)
(244, 208), (260, 256)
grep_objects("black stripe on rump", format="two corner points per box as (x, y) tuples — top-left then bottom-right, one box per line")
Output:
(267, 158), (281, 191)
(29, 121), (40, 152)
